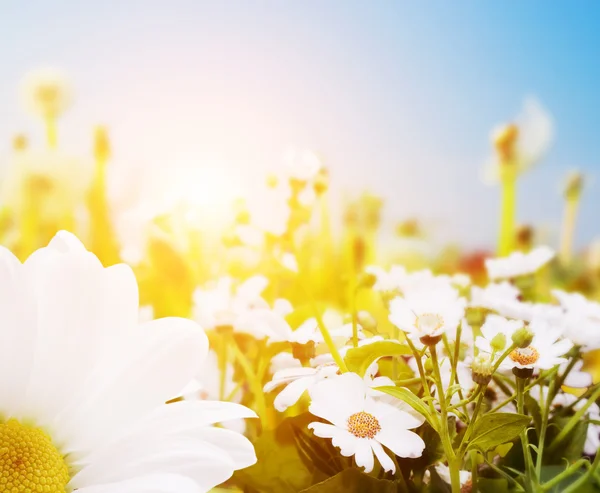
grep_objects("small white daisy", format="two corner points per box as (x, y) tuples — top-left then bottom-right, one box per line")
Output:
(552, 289), (600, 351)
(308, 373), (425, 473)
(485, 246), (555, 281)
(389, 288), (466, 344)
(477, 316), (572, 371)
(192, 275), (269, 330)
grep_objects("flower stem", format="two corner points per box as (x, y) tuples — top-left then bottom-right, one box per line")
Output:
(430, 345), (461, 493)
(516, 376), (536, 492)
(45, 115), (57, 149)
(231, 340), (270, 430)
(498, 165), (517, 256)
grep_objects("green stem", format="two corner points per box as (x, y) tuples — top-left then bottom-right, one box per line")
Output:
(231, 341), (270, 429)
(562, 451), (600, 493)
(536, 378), (555, 477)
(430, 345), (461, 493)
(470, 450), (479, 493)
(406, 338), (438, 419)
(516, 377), (536, 492)
(541, 459), (588, 491)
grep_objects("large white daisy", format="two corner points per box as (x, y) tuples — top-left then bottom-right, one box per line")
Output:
(0, 231), (256, 492)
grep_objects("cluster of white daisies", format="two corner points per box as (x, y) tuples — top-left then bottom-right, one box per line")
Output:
(188, 244), (600, 486)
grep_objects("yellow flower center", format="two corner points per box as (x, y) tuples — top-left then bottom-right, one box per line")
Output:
(509, 346), (540, 366)
(0, 419), (70, 492)
(347, 412), (381, 439)
(415, 313), (444, 334)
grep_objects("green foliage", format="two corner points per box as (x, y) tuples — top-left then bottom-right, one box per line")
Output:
(467, 413), (530, 452)
(234, 413), (336, 492)
(299, 468), (403, 493)
(344, 340), (411, 377)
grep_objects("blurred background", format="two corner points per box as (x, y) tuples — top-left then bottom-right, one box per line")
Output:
(0, 1), (599, 314)
(2, 2), (599, 243)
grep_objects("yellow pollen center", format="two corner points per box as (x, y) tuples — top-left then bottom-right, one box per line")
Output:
(0, 419), (70, 492)
(509, 346), (540, 366)
(347, 412), (381, 439)
(416, 313), (444, 334)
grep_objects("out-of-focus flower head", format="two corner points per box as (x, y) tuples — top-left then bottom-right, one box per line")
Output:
(483, 97), (554, 184)
(562, 170), (585, 201)
(20, 67), (72, 120)
(0, 149), (92, 222)
(283, 148), (322, 184)
(485, 246), (555, 281)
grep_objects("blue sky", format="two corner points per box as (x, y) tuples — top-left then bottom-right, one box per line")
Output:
(1, 1), (599, 248)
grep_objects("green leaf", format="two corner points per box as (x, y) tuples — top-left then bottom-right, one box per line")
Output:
(467, 413), (530, 452)
(344, 340), (412, 377)
(376, 386), (438, 431)
(299, 468), (400, 493)
(234, 414), (333, 492)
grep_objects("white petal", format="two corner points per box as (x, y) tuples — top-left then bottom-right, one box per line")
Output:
(377, 429), (425, 459)
(354, 439), (375, 473)
(273, 376), (313, 412)
(309, 373), (366, 427)
(371, 440), (396, 473)
(73, 474), (201, 493)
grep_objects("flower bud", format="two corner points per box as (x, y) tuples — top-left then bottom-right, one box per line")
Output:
(471, 354), (494, 385)
(358, 272), (377, 290)
(490, 333), (507, 353)
(356, 311), (377, 332)
(511, 326), (534, 349)
(423, 357), (434, 373)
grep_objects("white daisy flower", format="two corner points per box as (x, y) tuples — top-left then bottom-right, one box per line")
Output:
(365, 264), (407, 292)
(552, 289), (600, 351)
(485, 246), (555, 281)
(192, 275), (269, 330)
(389, 288), (466, 344)
(308, 373), (425, 473)
(264, 343), (383, 413)
(264, 364), (341, 412)
(470, 282), (521, 311)
(483, 97), (554, 183)
(0, 231), (256, 492)
(560, 360), (593, 388)
(477, 316), (572, 371)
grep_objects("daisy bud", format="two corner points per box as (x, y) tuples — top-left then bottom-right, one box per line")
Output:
(493, 123), (519, 162)
(356, 310), (377, 332)
(423, 357), (434, 373)
(358, 272), (377, 290)
(471, 354), (494, 385)
(563, 171), (584, 201)
(490, 333), (507, 353)
(511, 326), (534, 349)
